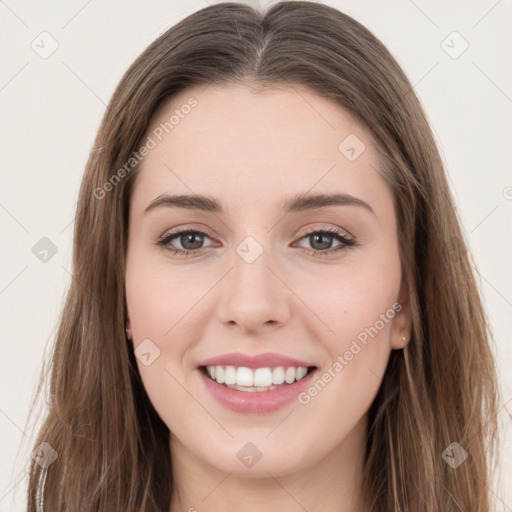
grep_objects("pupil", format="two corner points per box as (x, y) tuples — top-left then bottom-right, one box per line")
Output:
(311, 233), (332, 250)
(182, 233), (203, 250)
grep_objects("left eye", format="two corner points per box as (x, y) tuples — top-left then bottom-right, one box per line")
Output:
(156, 230), (215, 256)
(295, 229), (355, 253)
(156, 228), (356, 258)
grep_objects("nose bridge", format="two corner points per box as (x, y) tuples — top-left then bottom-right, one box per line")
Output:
(216, 233), (291, 331)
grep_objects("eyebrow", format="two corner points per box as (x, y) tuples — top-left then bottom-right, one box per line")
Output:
(144, 192), (376, 216)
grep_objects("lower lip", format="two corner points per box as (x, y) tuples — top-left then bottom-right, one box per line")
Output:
(198, 367), (317, 414)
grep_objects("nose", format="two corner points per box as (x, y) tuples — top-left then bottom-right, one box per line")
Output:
(215, 242), (292, 334)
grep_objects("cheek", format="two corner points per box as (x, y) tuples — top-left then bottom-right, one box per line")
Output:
(124, 254), (213, 395)
(125, 251), (199, 341)
(125, 260), (204, 430)
(295, 266), (400, 440)
(299, 247), (402, 347)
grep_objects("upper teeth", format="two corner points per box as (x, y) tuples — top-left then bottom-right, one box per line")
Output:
(206, 365), (309, 387)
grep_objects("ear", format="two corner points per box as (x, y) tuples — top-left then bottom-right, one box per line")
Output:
(390, 276), (412, 350)
(125, 319), (132, 340)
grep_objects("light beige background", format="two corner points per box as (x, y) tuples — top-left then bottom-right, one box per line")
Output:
(0, 1), (511, 510)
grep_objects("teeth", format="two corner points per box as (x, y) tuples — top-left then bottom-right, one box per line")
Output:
(237, 366), (254, 386)
(205, 365), (311, 388)
(225, 365), (236, 385)
(285, 367), (296, 384)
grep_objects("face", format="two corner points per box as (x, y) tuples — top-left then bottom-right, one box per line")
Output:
(125, 83), (411, 478)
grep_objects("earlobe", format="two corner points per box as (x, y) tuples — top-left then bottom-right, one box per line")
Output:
(390, 275), (412, 350)
(390, 296), (412, 349)
(392, 333), (410, 350)
(125, 320), (132, 340)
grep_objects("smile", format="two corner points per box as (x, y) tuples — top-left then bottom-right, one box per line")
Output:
(199, 365), (318, 413)
(203, 364), (312, 390)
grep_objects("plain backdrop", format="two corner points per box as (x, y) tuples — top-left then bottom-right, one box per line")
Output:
(1, 0), (511, 510)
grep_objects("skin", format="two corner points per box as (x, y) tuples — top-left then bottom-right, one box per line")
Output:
(125, 82), (412, 512)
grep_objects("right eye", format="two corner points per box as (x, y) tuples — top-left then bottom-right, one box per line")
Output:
(156, 229), (216, 257)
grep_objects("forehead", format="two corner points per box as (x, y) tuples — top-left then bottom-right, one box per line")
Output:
(131, 83), (391, 219)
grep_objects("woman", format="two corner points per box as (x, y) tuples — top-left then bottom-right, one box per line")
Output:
(26, 1), (500, 511)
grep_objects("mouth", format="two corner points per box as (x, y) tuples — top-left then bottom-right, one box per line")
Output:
(199, 364), (317, 392)
(198, 363), (318, 413)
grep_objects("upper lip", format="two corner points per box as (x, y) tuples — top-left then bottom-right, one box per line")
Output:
(196, 351), (316, 370)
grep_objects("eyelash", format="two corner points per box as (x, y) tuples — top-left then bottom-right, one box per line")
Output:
(155, 227), (357, 259)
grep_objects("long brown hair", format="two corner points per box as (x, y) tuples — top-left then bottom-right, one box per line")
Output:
(24, 1), (499, 510)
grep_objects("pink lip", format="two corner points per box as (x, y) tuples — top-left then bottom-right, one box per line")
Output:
(196, 351), (315, 369)
(198, 367), (317, 414)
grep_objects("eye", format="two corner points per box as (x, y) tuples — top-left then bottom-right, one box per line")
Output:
(155, 226), (357, 258)
(156, 229), (216, 257)
(294, 227), (356, 257)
